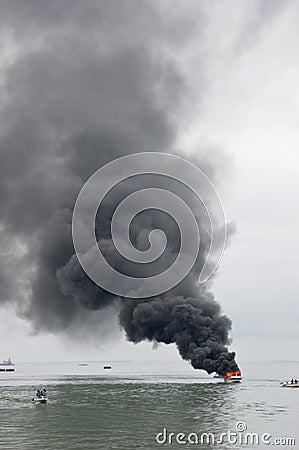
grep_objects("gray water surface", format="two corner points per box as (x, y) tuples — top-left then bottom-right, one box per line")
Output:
(0, 361), (298, 449)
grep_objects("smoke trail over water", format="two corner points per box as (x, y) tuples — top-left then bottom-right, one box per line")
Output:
(0, 1), (239, 373)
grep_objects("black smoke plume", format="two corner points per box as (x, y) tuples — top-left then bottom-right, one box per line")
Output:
(0, 1), (239, 374)
(120, 295), (238, 375)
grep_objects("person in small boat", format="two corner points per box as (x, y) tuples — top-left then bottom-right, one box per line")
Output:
(41, 388), (47, 397)
(36, 389), (42, 398)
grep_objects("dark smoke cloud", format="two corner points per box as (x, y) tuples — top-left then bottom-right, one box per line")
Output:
(119, 294), (238, 375)
(0, 0), (239, 373)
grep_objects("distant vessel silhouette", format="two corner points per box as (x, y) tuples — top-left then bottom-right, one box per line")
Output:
(0, 357), (15, 372)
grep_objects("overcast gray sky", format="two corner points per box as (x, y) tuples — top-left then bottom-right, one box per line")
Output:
(0, 0), (298, 364)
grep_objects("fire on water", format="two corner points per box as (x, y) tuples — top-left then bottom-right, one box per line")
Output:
(223, 370), (242, 383)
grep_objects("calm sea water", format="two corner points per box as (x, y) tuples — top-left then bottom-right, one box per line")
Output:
(0, 361), (298, 449)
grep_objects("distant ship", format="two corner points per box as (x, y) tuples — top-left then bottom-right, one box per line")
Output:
(0, 358), (15, 372)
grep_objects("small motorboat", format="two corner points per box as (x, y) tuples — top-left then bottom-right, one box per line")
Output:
(32, 389), (48, 403)
(224, 375), (242, 384)
(280, 379), (299, 388)
(223, 370), (242, 384)
(213, 373), (224, 379)
(32, 397), (48, 404)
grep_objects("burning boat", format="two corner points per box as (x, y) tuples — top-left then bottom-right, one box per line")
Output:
(223, 370), (242, 383)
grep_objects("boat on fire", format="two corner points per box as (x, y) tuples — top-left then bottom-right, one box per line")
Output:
(223, 370), (242, 383)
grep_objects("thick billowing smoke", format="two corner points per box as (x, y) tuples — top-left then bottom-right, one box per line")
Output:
(0, 1), (238, 373)
(120, 295), (238, 375)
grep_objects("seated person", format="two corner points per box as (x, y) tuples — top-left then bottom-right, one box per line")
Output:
(41, 388), (47, 397)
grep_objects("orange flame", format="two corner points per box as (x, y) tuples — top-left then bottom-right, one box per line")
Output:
(224, 370), (241, 378)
